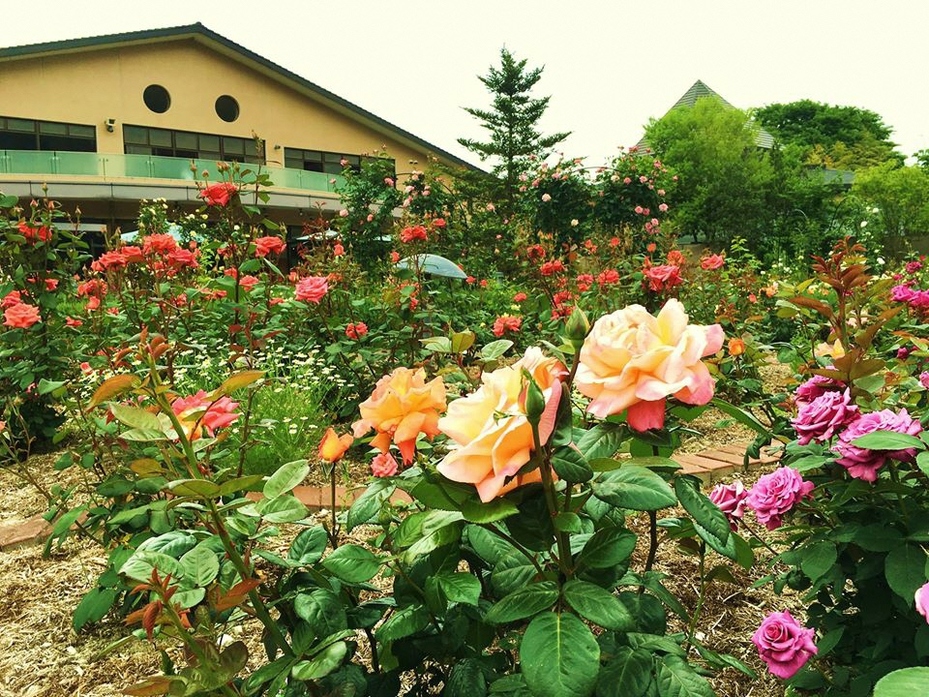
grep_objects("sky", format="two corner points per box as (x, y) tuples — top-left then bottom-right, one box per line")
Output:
(7, 0), (929, 167)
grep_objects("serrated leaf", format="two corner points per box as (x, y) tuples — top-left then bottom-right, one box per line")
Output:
(852, 431), (925, 451)
(110, 404), (163, 432)
(376, 605), (430, 642)
(885, 543), (927, 604)
(168, 479), (221, 499)
(289, 526), (328, 566)
(577, 526), (637, 569)
(874, 667), (929, 696)
(291, 642), (347, 681)
(216, 370), (264, 396)
(322, 544), (380, 583)
(179, 544), (220, 587)
(673, 476), (733, 559)
(655, 655), (715, 697)
(564, 580), (634, 631)
(552, 445), (592, 483)
(481, 339), (513, 360)
(346, 478), (394, 530)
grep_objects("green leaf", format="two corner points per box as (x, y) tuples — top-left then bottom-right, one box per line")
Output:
(376, 605), (430, 643)
(179, 544), (220, 587)
(461, 495), (519, 524)
(44, 504), (88, 552)
(855, 525), (903, 552)
(294, 589), (347, 637)
(481, 339), (513, 360)
(447, 659), (488, 697)
(73, 587), (118, 632)
(800, 542), (837, 582)
(711, 397), (772, 437)
(322, 544), (380, 583)
(655, 655), (715, 697)
(435, 572), (482, 607)
(291, 642), (348, 681)
(576, 423), (626, 461)
(88, 374), (140, 409)
(673, 476), (734, 560)
(119, 551), (181, 583)
(852, 431), (924, 451)
(595, 647), (653, 697)
(346, 478), (394, 530)
(485, 582), (559, 624)
(257, 494), (307, 523)
(263, 459), (309, 499)
(552, 446), (593, 483)
(110, 404), (163, 432)
(37, 378), (67, 395)
(592, 466), (677, 511)
(885, 543), (928, 604)
(874, 667), (929, 696)
(563, 580), (634, 631)
(168, 479), (222, 499)
(554, 512), (582, 533)
(289, 526), (328, 566)
(218, 475), (265, 497)
(520, 612), (600, 697)
(577, 527), (637, 569)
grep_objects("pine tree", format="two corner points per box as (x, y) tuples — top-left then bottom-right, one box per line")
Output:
(458, 48), (570, 213)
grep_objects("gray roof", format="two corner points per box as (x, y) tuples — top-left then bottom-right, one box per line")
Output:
(0, 23), (479, 171)
(639, 79), (775, 150)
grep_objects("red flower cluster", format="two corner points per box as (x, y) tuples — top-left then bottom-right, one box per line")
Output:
(400, 225), (427, 243)
(597, 269), (620, 286)
(345, 322), (368, 340)
(18, 221), (52, 244)
(576, 274), (594, 292)
(540, 259), (566, 276)
(492, 314), (522, 337)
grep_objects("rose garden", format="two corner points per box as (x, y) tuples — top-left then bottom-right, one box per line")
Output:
(5, 55), (929, 697)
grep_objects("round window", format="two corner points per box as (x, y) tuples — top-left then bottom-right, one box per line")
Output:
(215, 95), (240, 123)
(143, 84), (171, 114)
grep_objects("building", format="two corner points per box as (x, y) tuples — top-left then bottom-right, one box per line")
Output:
(0, 23), (473, 246)
(637, 79), (775, 151)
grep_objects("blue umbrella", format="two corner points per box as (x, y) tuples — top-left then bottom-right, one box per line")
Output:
(396, 253), (468, 279)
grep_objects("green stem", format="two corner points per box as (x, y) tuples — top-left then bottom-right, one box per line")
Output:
(684, 541), (707, 653)
(207, 500), (294, 658)
(533, 426), (572, 578)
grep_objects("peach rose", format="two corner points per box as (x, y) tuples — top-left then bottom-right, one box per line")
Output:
(437, 347), (567, 502)
(575, 299), (723, 432)
(318, 427), (353, 463)
(352, 367), (447, 464)
(3, 303), (41, 329)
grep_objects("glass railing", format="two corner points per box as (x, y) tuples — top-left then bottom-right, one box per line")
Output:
(0, 150), (342, 193)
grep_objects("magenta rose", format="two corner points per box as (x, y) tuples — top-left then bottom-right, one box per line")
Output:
(708, 481), (748, 531)
(916, 582), (929, 623)
(794, 373), (843, 406)
(833, 409), (922, 483)
(752, 610), (818, 679)
(745, 467), (814, 530)
(792, 389), (859, 445)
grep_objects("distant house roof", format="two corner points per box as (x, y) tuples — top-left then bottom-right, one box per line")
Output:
(0, 23), (478, 171)
(638, 79), (775, 150)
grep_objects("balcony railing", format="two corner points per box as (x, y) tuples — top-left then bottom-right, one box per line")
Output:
(0, 150), (342, 193)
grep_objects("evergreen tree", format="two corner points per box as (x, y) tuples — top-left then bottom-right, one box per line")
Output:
(458, 48), (570, 213)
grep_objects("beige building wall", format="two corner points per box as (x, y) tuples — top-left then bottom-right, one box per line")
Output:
(0, 37), (433, 170)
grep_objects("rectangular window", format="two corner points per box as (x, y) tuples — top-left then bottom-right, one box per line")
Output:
(0, 116), (97, 153)
(283, 148), (380, 175)
(122, 125), (264, 164)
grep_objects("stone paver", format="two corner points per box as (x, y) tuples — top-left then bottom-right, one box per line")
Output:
(0, 515), (52, 551)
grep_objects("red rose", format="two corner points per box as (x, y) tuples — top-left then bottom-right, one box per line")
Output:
(199, 182), (238, 207)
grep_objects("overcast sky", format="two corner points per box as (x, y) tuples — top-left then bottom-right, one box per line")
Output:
(8, 1), (929, 167)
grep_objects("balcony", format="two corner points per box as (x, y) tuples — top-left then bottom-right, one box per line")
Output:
(0, 150), (344, 203)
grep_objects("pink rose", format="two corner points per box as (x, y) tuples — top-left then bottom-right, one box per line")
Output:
(238, 275), (260, 292)
(643, 264), (683, 292)
(575, 299), (723, 431)
(254, 236), (287, 258)
(833, 409), (922, 482)
(746, 467), (814, 530)
(171, 391), (240, 439)
(3, 303), (41, 329)
(794, 373), (842, 405)
(708, 481), (748, 531)
(371, 452), (399, 478)
(792, 389), (859, 445)
(700, 254), (725, 271)
(438, 348), (567, 502)
(915, 582), (929, 623)
(295, 276), (328, 304)
(492, 314), (521, 337)
(752, 611), (818, 679)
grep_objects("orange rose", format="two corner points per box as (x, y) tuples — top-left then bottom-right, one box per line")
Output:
(318, 427), (353, 463)
(437, 348), (567, 502)
(352, 367), (447, 464)
(575, 299), (723, 432)
(728, 338), (746, 356)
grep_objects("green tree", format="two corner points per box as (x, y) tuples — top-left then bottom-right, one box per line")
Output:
(852, 162), (929, 251)
(644, 98), (774, 249)
(754, 100), (903, 169)
(458, 48), (570, 214)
